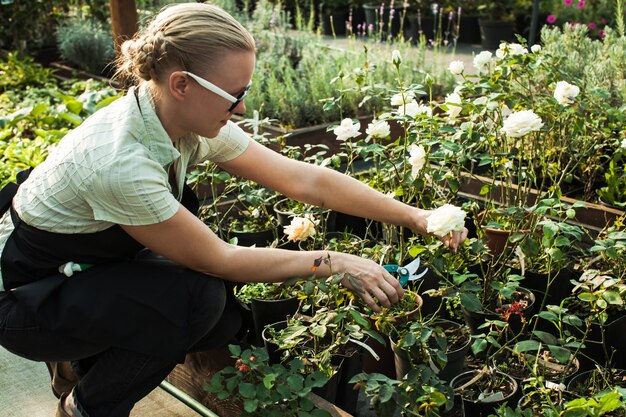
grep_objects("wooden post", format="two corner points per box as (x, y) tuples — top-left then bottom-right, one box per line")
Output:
(110, 0), (138, 53)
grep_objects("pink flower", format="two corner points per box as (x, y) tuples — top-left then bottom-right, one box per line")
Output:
(564, 0), (572, 5)
(588, 21), (596, 30)
(599, 29), (606, 38)
(547, 15), (557, 24)
(577, 0), (586, 8)
(601, 18), (607, 24)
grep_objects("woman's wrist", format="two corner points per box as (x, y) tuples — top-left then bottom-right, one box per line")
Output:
(411, 207), (430, 237)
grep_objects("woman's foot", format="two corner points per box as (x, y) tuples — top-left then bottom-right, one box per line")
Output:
(56, 392), (76, 417)
(46, 362), (78, 398)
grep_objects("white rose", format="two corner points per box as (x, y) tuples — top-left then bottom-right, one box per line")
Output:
(398, 100), (432, 117)
(391, 91), (415, 106)
(333, 118), (361, 141)
(448, 60), (464, 75)
(553, 81), (580, 106)
(408, 144), (426, 178)
(501, 110), (544, 138)
(531, 44), (541, 53)
(283, 215), (317, 241)
(366, 119), (391, 140)
(251, 208), (261, 218)
(473, 51), (493, 72)
(495, 43), (507, 59)
(445, 92), (462, 119)
(509, 43), (529, 55)
(621, 138), (626, 149)
(426, 204), (467, 237)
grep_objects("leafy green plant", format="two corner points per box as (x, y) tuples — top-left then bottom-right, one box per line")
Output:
(0, 52), (56, 93)
(56, 16), (115, 74)
(598, 147), (626, 208)
(351, 372), (454, 417)
(236, 282), (299, 304)
(206, 344), (331, 417)
(0, 76), (121, 187)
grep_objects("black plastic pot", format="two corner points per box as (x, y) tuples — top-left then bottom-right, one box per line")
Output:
(450, 370), (519, 417)
(261, 320), (289, 365)
(391, 319), (471, 382)
(514, 266), (574, 311)
(320, 8), (349, 36)
(566, 368), (626, 396)
(567, 315), (626, 372)
(462, 287), (536, 337)
(478, 18), (516, 50)
(251, 296), (300, 346)
(229, 228), (277, 247)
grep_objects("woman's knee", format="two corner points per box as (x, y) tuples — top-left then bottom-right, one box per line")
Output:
(187, 276), (228, 341)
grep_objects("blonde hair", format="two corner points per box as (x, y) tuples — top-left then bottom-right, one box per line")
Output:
(116, 3), (255, 84)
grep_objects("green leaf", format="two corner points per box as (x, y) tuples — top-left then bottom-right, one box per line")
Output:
(603, 290), (623, 305)
(243, 399), (258, 413)
(349, 309), (369, 328)
(310, 324), (327, 338)
(532, 330), (558, 345)
(263, 374), (276, 389)
(479, 184), (491, 195)
(514, 340), (541, 353)
(538, 311), (558, 322)
(460, 292), (482, 312)
(547, 345), (571, 363)
(239, 382), (256, 399)
(378, 384), (395, 402)
(471, 338), (488, 355)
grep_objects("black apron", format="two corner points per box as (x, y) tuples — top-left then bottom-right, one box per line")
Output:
(0, 170), (232, 361)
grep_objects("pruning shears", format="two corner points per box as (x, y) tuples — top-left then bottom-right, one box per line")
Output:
(383, 257), (429, 288)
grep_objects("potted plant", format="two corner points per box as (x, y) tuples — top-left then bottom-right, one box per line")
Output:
(351, 371), (461, 417)
(450, 366), (519, 417)
(476, 0), (518, 48)
(390, 318), (472, 383)
(236, 282), (301, 346)
(318, 0), (353, 36)
(563, 269), (626, 371)
(205, 344), (332, 417)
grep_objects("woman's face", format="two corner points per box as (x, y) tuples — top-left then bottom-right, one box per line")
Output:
(176, 50), (255, 139)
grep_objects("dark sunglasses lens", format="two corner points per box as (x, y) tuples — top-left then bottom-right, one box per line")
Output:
(227, 86), (250, 113)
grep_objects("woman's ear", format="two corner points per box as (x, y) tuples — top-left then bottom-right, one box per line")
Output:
(169, 71), (188, 101)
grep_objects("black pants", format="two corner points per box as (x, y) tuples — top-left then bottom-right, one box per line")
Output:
(0, 252), (243, 417)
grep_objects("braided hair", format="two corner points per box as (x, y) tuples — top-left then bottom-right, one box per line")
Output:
(115, 3), (255, 84)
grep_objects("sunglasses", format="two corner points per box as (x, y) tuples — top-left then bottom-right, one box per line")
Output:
(183, 71), (252, 113)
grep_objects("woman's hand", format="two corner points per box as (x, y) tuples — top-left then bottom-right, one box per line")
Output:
(414, 208), (469, 253)
(334, 253), (404, 313)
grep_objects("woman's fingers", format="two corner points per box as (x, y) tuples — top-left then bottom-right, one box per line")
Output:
(440, 227), (469, 252)
(340, 258), (404, 312)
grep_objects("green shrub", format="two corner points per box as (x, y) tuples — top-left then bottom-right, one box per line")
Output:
(56, 17), (115, 74)
(540, 24), (626, 105)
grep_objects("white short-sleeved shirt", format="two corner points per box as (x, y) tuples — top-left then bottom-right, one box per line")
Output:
(0, 83), (250, 290)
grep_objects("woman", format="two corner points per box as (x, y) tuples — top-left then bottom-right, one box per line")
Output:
(0, 3), (467, 417)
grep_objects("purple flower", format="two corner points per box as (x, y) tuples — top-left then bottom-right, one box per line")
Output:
(577, 0), (585, 8)
(564, 0), (572, 5)
(588, 21), (596, 29)
(599, 29), (606, 38)
(547, 14), (557, 24)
